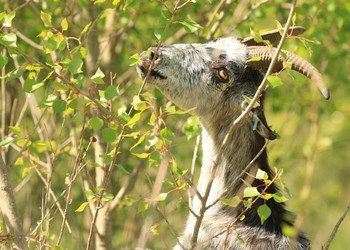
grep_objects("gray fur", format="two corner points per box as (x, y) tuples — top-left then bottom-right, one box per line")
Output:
(137, 37), (311, 250)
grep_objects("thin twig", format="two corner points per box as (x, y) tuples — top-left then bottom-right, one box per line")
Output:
(323, 203), (350, 250)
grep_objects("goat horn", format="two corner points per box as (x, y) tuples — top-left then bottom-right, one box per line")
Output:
(248, 46), (330, 99)
(242, 26), (306, 46)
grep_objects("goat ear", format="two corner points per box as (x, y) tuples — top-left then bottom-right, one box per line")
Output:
(251, 107), (277, 140)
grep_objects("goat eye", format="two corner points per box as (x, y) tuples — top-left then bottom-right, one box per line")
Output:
(218, 69), (229, 81)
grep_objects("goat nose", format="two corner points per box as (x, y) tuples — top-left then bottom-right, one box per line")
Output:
(149, 47), (160, 61)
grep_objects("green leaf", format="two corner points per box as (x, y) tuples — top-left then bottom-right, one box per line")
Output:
(148, 151), (161, 167)
(94, 0), (106, 4)
(138, 201), (149, 213)
(102, 194), (114, 201)
(181, 19), (202, 33)
(40, 11), (52, 27)
(242, 95), (260, 108)
(267, 75), (284, 88)
(5, 68), (23, 82)
(292, 13), (297, 26)
(80, 22), (91, 37)
(0, 12), (6, 21)
(91, 67), (105, 84)
(257, 204), (271, 224)
(283, 61), (293, 70)
(53, 100), (67, 114)
(0, 54), (8, 69)
(89, 117), (104, 131)
(250, 28), (264, 43)
(75, 202), (89, 212)
(221, 196), (241, 207)
(2, 11), (16, 27)
(130, 135), (145, 151)
(68, 58), (83, 74)
(61, 18), (68, 31)
(116, 164), (130, 174)
(0, 33), (17, 46)
(96, 186), (106, 193)
(246, 56), (261, 62)
(154, 193), (168, 201)
(112, 0), (121, 6)
(105, 85), (119, 100)
(132, 153), (150, 159)
(129, 53), (142, 66)
(102, 128), (117, 143)
(132, 96), (146, 111)
(243, 187), (260, 198)
(23, 79), (44, 93)
(275, 20), (284, 35)
(125, 112), (141, 127)
(154, 27), (173, 41)
(52, 246), (64, 250)
(9, 126), (21, 134)
(160, 127), (173, 142)
(0, 136), (14, 147)
(85, 190), (96, 199)
(273, 192), (288, 203)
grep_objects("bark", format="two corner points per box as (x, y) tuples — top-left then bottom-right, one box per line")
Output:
(0, 156), (27, 249)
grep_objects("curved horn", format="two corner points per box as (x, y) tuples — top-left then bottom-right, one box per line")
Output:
(242, 26), (306, 46)
(248, 46), (330, 99)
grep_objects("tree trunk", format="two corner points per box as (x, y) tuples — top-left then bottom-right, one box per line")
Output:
(0, 156), (27, 249)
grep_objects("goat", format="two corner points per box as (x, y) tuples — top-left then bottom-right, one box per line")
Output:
(137, 27), (329, 250)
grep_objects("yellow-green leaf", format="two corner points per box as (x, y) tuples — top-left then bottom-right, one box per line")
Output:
(40, 11), (52, 27)
(61, 18), (68, 31)
(75, 202), (89, 212)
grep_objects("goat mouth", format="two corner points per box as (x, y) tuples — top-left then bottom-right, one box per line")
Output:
(138, 64), (167, 80)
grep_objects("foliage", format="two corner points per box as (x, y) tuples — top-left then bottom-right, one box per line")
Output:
(0, 0), (349, 249)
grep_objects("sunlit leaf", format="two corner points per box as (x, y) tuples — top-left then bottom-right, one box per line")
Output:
(2, 11), (16, 27)
(243, 187), (260, 198)
(125, 112), (141, 127)
(250, 28), (264, 43)
(273, 192), (288, 203)
(221, 196), (241, 207)
(102, 194), (114, 201)
(91, 67), (105, 84)
(132, 152), (150, 158)
(267, 75), (284, 88)
(256, 169), (268, 180)
(0, 137), (15, 147)
(40, 11), (52, 27)
(75, 202), (89, 212)
(181, 19), (202, 33)
(154, 193), (168, 201)
(85, 190), (96, 199)
(0, 33), (17, 46)
(130, 135), (145, 151)
(132, 96), (146, 111)
(61, 18), (68, 31)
